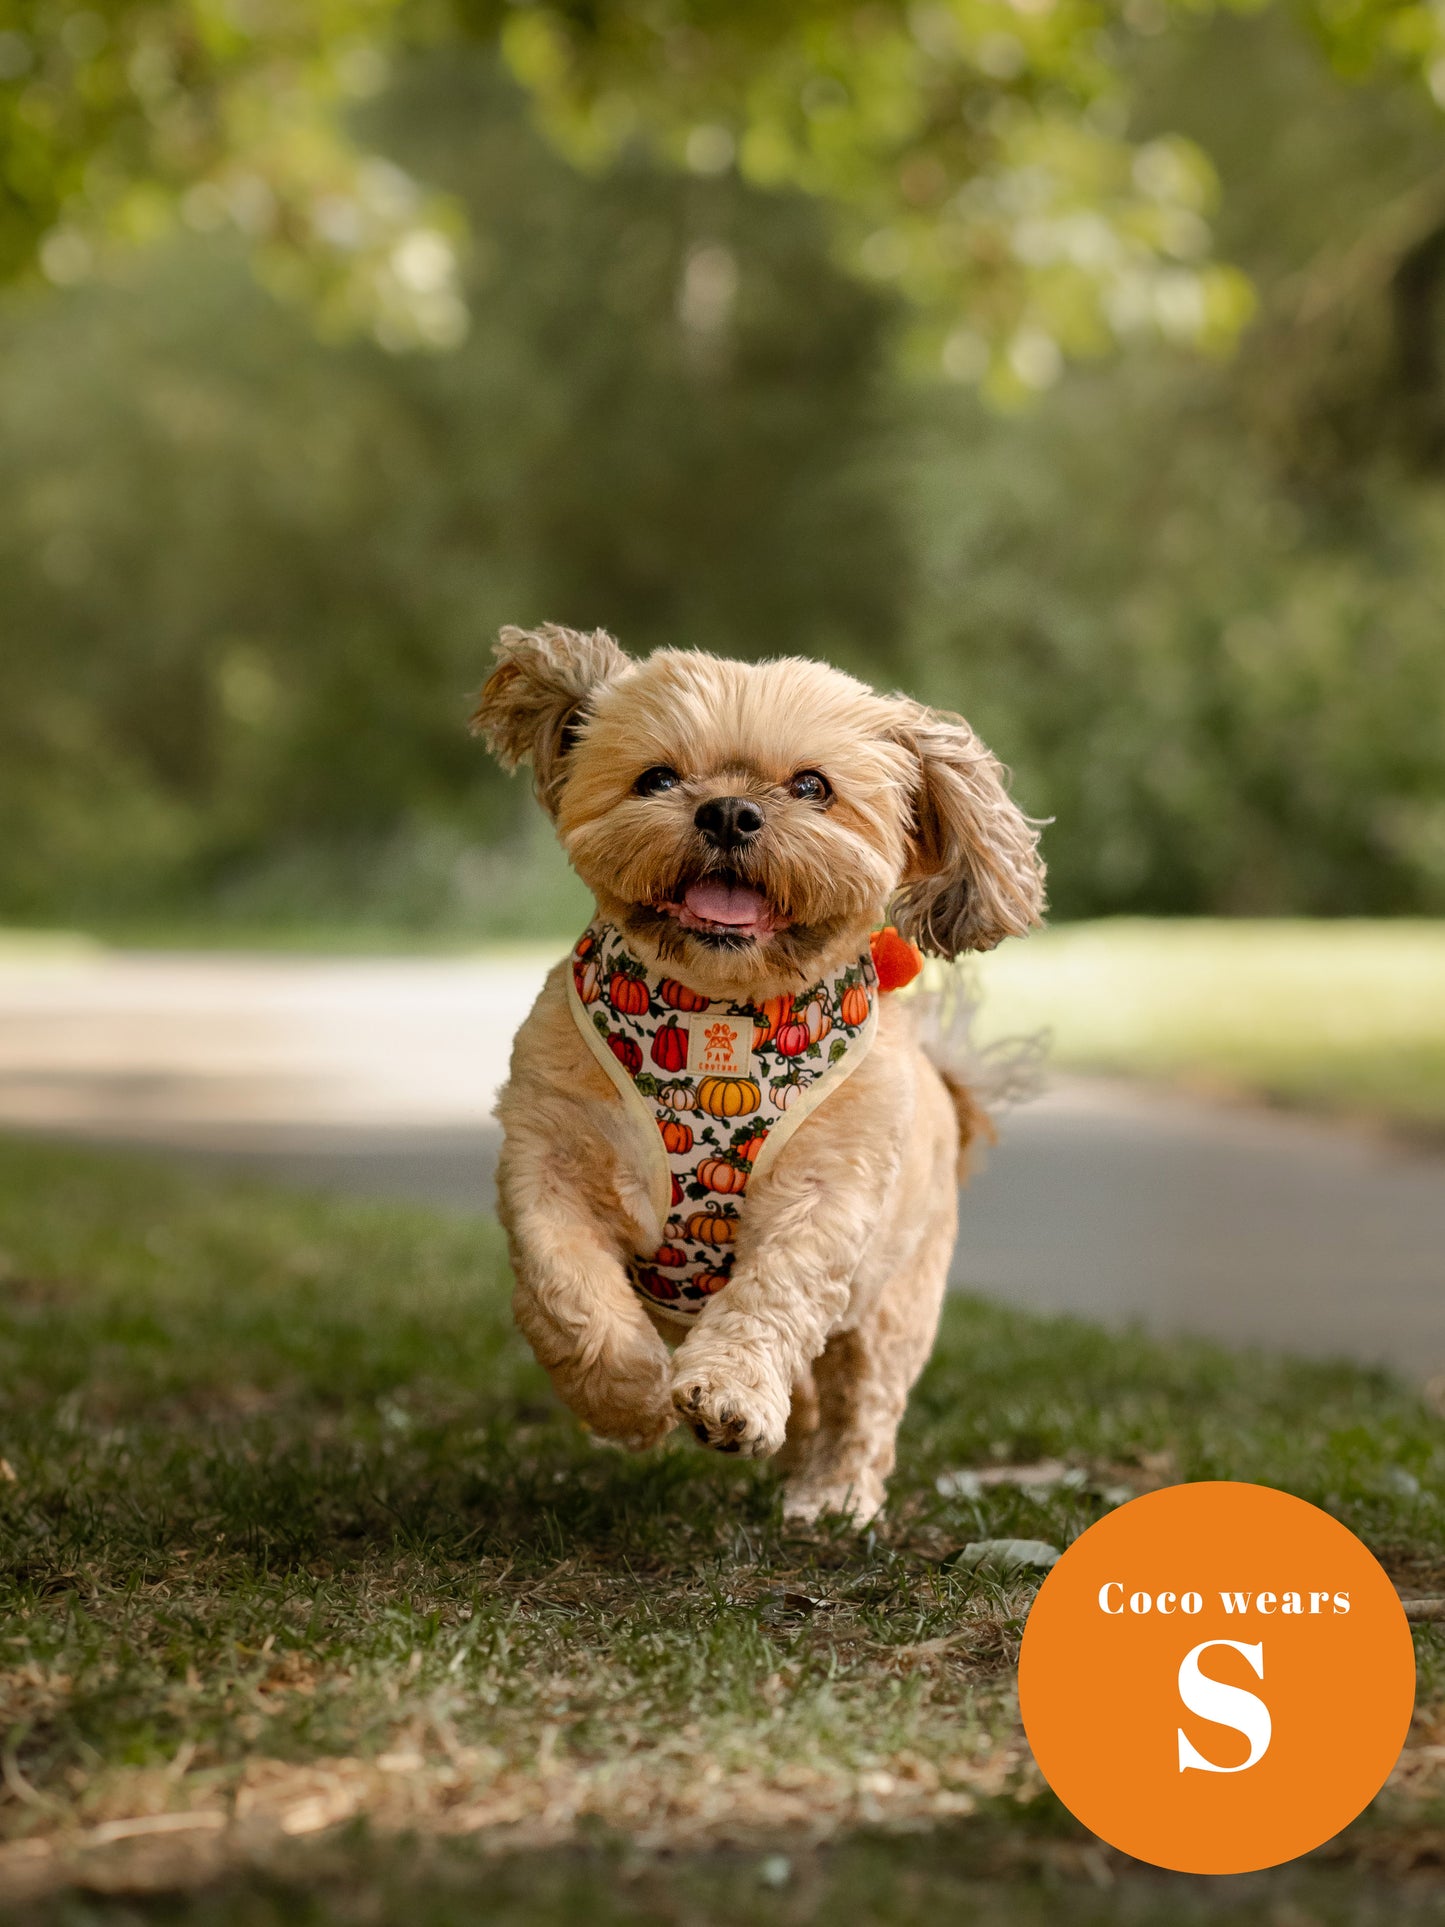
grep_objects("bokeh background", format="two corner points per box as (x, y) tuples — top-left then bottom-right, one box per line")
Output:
(3, 1), (1445, 1163)
(4, 0), (1445, 945)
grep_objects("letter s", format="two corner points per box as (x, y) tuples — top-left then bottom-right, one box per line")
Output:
(1177, 1641), (1271, 1773)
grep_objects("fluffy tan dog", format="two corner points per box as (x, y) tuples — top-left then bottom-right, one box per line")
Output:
(474, 625), (1044, 1523)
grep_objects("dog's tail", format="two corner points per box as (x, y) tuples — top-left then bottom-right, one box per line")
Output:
(910, 963), (1049, 1181)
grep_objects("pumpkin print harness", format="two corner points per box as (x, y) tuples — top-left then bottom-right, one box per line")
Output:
(567, 920), (883, 1325)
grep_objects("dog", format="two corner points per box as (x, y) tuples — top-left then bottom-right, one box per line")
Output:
(474, 625), (1045, 1523)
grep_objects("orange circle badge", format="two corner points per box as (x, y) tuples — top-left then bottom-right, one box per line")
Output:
(1018, 1482), (1415, 1874)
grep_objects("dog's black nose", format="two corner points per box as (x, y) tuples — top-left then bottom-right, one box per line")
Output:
(694, 795), (764, 848)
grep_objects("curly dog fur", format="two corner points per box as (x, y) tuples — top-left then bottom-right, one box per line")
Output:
(474, 626), (1045, 1523)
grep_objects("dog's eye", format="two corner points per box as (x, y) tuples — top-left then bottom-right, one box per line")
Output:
(788, 769), (831, 804)
(634, 765), (682, 796)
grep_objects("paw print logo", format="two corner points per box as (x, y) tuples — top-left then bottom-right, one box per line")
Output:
(698, 1018), (748, 1075)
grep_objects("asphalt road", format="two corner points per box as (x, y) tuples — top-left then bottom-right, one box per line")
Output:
(2, 948), (1441, 1379)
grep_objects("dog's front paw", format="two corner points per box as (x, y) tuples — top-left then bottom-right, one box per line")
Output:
(594, 1397), (677, 1453)
(565, 1359), (677, 1453)
(537, 1330), (677, 1453)
(671, 1352), (790, 1459)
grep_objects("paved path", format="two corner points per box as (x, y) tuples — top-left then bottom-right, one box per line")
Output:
(1, 949), (1440, 1379)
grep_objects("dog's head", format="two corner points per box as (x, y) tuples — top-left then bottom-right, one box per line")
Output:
(473, 625), (1045, 996)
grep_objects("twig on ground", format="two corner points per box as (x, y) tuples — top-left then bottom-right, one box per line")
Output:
(2, 1737), (57, 1811)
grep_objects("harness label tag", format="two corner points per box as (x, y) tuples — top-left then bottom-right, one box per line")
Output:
(683, 1010), (754, 1080)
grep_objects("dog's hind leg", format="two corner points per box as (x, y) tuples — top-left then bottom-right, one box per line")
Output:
(780, 1205), (954, 1526)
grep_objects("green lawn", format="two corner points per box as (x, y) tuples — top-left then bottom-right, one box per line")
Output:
(972, 919), (1445, 1139)
(0, 1140), (1442, 1922)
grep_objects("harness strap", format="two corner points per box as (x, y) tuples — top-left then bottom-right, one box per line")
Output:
(565, 920), (879, 1322)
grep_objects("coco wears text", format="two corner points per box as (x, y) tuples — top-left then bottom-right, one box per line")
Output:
(1098, 1585), (1351, 1616)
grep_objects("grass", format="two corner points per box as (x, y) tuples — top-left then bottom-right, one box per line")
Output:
(0, 1140), (1442, 1921)
(972, 918), (1445, 1138)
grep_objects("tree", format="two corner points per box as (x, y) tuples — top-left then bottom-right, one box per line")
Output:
(4, 2), (1442, 394)
(2, 20), (1443, 927)
(0, 52), (911, 923)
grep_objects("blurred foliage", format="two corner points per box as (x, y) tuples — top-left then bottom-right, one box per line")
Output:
(5, 1), (1445, 391)
(466, 0), (1258, 401)
(0, 0), (476, 346)
(905, 369), (1445, 919)
(1, 12), (1443, 932)
(0, 55), (907, 924)
(911, 9), (1445, 919)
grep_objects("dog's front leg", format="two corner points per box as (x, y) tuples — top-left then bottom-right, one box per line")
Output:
(669, 1142), (889, 1460)
(498, 1141), (677, 1452)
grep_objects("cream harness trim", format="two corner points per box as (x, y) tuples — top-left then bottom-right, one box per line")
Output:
(566, 920), (879, 1323)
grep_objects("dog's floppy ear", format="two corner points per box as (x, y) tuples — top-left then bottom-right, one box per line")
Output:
(470, 624), (628, 817)
(884, 697), (1046, 956)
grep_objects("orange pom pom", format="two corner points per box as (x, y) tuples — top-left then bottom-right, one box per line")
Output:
(870, 925), (924, 992)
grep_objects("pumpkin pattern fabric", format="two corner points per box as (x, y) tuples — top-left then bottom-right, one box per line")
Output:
(566, 919), (879, 1323)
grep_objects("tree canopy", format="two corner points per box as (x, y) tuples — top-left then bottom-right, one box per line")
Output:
(2, 24), (1443, 930)
(4, 1), (1444, 392)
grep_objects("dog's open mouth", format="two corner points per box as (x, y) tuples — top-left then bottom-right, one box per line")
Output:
(653, 873), (788, 944)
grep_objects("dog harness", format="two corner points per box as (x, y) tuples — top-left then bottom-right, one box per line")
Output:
(566, 919), (884, 1325)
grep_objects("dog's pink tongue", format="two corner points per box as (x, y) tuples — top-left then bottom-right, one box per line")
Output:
(684, 878), (770, 928)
